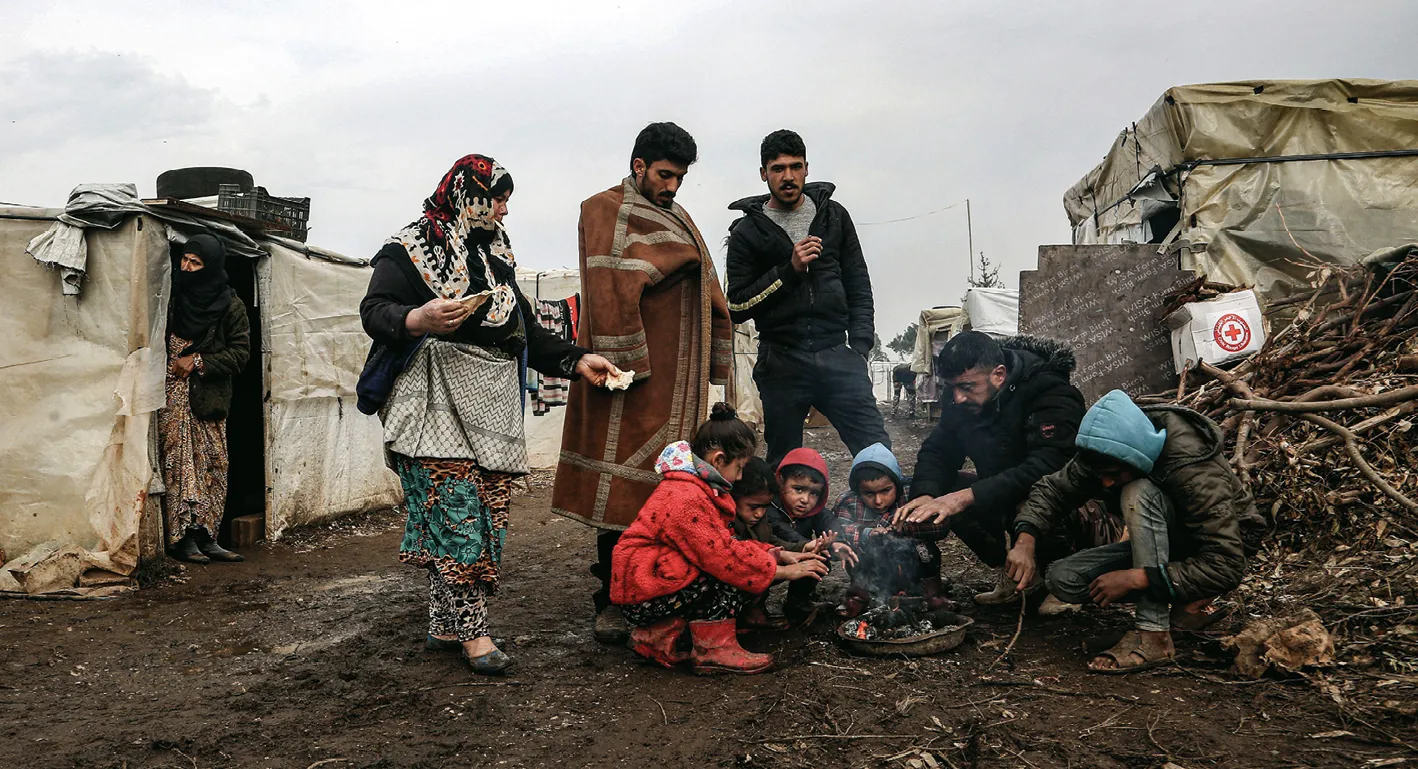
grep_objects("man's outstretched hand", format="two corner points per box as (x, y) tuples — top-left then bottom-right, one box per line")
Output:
(894, 488), (975, 527)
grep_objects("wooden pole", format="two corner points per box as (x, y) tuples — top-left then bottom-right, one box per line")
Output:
(966, 198), (974, 282)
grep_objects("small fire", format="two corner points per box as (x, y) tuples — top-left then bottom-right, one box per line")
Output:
(854, 620), (870, 640)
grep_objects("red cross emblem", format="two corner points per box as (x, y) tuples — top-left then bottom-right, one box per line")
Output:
(1213, 313), (1252, 353)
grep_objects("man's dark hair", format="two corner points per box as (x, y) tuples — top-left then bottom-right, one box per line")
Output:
(937, 330), (1005, 379)
(760, 129), (807, 168)
(732, 457), (780, 499)
(630, 122), (698, 172)
(780, 465), (826, 488)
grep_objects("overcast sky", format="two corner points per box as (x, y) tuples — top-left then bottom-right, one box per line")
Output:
(3, 0), (1414, 341)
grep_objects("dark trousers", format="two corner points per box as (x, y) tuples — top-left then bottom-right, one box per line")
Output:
(592, 530), (620, 612)
(755, 342), (890, 469)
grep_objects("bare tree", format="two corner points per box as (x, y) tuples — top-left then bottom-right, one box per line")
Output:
(968, 251), (1004, 289)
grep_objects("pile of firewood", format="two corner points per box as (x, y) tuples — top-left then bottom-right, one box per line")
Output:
(1147, 250), (1418, 550)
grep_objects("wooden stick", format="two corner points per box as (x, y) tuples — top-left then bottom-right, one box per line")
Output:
(1228, 385), (1418, 414)
(990, 595), (1028, 669)
(1298, 411), (1418, 511)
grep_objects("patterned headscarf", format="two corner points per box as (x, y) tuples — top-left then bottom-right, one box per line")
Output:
(388, 154), (518, 328)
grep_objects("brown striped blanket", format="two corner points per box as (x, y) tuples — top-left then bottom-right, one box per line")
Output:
(551, 177), (731, 529)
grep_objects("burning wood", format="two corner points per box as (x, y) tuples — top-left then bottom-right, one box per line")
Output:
(850, 597), (960, 642)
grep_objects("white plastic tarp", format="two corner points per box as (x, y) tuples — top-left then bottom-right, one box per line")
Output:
(260, 242), (401, 537)
(963, 288), (1019, 338)
(1, 212), (170, 592)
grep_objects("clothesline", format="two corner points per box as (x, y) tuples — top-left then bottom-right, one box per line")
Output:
(856, 199), (968, 227)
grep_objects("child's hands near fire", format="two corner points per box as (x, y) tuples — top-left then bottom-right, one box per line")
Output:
(831, 542), (859, 567)
(775, 550), (829, 581)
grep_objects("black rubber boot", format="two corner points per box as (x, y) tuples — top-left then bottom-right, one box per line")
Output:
(170, 534), (210, 564)
(194, 529), (244, 562)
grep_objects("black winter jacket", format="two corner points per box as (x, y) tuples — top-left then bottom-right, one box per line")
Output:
(185, 295), (251, 421)
(1014, 405), (1263, 603)
(360, 242), (587, 378)
(909, 337), (1086, 515)
(725, 183), (875, 354)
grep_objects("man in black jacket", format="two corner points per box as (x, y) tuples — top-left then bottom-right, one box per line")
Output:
(892, 331), (1086, 605)
(726, 129), (889, 468)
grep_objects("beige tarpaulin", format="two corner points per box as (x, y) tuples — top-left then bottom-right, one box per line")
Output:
(259, 241), (402, 538)
(1064, 79), (1418, 300)
(1, 212), (169, 595)
(911, 306), (966, 374)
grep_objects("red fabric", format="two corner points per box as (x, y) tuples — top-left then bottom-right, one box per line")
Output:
(776, 447), (832, 519)
(611, 471), (778, 605)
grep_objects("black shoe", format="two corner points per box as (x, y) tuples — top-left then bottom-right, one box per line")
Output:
(197, 539), (245, 562)
(170, 536), (210, 564)
(426, 635), (463, 652)
(594, 606), (631, 644)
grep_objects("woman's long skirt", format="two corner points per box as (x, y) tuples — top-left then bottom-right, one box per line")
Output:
(159, 335), (228, 547)
(394, 454), (515, 641)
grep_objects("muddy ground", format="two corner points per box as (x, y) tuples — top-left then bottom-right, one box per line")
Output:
(2, 415), (1414, 768)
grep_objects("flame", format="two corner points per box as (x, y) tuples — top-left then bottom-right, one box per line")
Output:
(854, 621), (869, 640)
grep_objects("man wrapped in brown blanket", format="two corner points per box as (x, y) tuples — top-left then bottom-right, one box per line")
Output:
(552, 122), (733, 644)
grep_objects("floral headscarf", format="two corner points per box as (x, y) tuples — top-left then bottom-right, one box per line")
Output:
(387, 154), (517, 329)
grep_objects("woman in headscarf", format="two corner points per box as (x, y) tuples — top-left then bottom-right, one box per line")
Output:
(361, 154), (615, 675)
(161, 233), (251, 564)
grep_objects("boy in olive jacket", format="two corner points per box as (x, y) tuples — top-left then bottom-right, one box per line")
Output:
(1006, 391), (1263, 674)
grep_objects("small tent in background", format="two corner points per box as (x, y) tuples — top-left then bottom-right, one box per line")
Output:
(0, 185), (402, 597)
(909, 288), (1020, 418)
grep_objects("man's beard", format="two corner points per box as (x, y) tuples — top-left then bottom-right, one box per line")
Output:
(638, 177), (673, 209)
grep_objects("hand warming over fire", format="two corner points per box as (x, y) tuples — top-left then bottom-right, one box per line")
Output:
(1089, 568), (1148, 608)
(897, 488), (975, 527)
(777, 549), (826, 566)
(830, 541), (859, 567)
(774, 554), (829, 582)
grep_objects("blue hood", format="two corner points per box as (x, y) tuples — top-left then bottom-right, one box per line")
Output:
(849, 443), (904, 492)
(1076, 390), (1167, 474)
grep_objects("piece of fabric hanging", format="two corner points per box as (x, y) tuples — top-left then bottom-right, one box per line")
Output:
(530, 294), (579, 416)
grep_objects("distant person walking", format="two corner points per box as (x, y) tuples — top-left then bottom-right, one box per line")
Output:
(892, 362), (917, 417)
(160, 233), (250, 565)
(725, 129), (889, 469)
(361, 154), (615, 675)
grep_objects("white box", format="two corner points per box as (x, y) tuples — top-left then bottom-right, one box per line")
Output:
(1164, 290), (1266, 374)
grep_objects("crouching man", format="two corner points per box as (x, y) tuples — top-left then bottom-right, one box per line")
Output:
(1006, 390), (1259, 673)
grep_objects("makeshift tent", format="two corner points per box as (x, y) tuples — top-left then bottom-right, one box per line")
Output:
(0, 196), (401, 596)
(1064, 79), (1418, 301)
(911, 306), (966, 375)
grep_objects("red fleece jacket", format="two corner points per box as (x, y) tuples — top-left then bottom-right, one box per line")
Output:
(611, 471), (778, 605)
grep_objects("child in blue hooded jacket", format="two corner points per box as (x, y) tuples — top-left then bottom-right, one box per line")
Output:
(829, 443), (952, 618)
(1006, 391), (1262, 674)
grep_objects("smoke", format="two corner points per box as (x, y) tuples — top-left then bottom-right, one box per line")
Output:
(851, 533), (934, 604)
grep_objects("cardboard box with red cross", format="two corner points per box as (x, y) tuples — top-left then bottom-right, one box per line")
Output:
(1164, 289), (1267, 374)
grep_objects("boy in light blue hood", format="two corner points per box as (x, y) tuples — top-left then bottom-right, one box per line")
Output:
(1007, 391), (1261, 674)
(828, 443), (950, 618)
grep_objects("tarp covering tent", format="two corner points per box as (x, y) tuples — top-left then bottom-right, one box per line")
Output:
(1064, 79), (1418, 301)
(0, 197), (402, 596)
(962, 288), (1019, 339)
(911, 306), (966, 375)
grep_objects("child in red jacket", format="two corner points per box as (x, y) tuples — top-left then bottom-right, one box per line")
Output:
(612, 404), (829, 675)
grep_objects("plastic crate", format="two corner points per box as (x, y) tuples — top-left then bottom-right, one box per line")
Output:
(217, 184), (310, 241)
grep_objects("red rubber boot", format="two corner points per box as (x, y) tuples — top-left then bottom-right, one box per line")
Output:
(628, 617), (689, 668)
(689, 619), (774, 675)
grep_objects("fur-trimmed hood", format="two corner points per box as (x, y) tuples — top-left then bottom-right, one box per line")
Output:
(1000, 335), (1076, 377)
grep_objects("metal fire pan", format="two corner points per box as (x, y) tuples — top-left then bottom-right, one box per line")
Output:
(835, 612), (974, 657)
